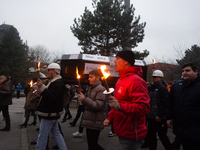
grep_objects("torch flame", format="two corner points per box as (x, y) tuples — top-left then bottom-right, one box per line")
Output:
(100, 65), (110, 79)
(152, 59), (155, 64)
(29, 80), (33, 87)
(76, 67), (81, 79)
(37, 61), (40, 71)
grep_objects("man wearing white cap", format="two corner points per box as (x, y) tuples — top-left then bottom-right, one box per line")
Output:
(35, 63), (67, 150)
(146, 70), (172, 150)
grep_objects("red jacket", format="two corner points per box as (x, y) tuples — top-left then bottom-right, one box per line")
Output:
(107, 66), (150, 141)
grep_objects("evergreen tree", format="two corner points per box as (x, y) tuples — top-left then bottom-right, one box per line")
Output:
(71, 0), (148, 58)
(0, 26), (30, 83)
(176, 45), (200, 71)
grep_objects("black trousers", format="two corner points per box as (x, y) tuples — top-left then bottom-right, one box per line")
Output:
(25, 109), (37, 123)
(17, 91), (20, 98)
(0, 105), (10, 129)
(147, 118), (172, 150)
(72, 104), (84, 125)
(63, 103), (72, 119)
(86, 128), (104, 150)
(180, 138), (199, 150)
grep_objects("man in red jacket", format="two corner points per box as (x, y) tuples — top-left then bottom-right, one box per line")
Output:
(104, 50), (150, 150)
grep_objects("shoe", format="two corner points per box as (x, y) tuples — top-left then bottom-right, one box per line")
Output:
(140, 142), (148, 148)
(28, 122), (37, 126)
(66, 116), (72, 120)
(0, 127), (10, 131)
(52, 145), (59, 149)
(31, 140), (37, 145)
(69, 122), (75, 126)
(61, 119), (66, 123)
(36, 128), (39, 132)
(73, 131), (82, 138)
(108, 131), (115, 137)
(19, 122), (27, 128)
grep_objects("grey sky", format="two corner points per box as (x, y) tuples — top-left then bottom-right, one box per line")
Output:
(1, 0), (200, 63)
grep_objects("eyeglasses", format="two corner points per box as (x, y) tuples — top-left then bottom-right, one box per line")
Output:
(47, 69), (54, 71)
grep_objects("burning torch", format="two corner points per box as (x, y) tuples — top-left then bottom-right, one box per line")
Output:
(29, 80), (37, 93)
(28, 80), (33, 88)
(100, 65), (114, 95)
(76, 66), (81, 93)
(152, 59), (155, 69)
(36, 61), (40, 77)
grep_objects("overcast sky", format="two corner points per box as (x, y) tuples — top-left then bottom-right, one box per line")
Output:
(1, 0), (200, 64)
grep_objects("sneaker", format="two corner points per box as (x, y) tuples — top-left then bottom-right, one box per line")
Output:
(28, 122), (37, 126)
(31, 140), (37, 145)
(0, 127), (10, 131)
(73, 131), (82, 138)
(69, 122), (75, 127)
(52, 145), (59, 149)
(61, 119), (66, 123)
(108, 131), (115, 137)
(19, 122), (27, 128)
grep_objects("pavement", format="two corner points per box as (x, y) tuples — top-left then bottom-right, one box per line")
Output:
(0, 97), (183, 150)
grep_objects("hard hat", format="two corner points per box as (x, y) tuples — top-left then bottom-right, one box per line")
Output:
(152, 70), (164, 77)
(47, 63), (61, 70)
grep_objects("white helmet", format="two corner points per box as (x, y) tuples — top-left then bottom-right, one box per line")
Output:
(48, 63), (61, 74)
(152, 70), (164, 77)
(48, 63), (61, 70)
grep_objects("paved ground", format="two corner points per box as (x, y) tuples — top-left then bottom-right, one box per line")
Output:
(0, 97), (183, 150)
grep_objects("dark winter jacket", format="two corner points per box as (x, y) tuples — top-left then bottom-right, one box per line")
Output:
(166, 75), (200, 142)
(81, 80), (107, 130)
(107, 66), (150, 141)
(35, 75), (64, 120)
(147, 80), (168, 119)
(0, 79), (12, 106)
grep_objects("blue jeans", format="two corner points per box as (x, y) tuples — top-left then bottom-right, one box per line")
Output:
(119, 138), (144, 150)
(36, 119), (67, 150)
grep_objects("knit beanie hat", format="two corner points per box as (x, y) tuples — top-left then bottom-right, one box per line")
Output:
(116, 50), (135, 66)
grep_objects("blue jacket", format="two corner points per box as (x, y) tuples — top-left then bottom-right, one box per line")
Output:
(166, 75), (200, 142)
(16, 85), (22, 91)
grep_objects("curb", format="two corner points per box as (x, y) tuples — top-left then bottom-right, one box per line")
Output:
(21, 110), (29, 150)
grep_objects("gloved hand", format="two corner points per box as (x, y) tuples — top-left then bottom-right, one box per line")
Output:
(108, 95), (120, 111)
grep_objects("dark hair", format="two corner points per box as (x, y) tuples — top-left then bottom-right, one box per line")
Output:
(89, 69), (102, 78)
(182, 63), (197, 72)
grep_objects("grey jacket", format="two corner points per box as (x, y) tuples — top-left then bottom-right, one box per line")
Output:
(81, 81), (107, 130)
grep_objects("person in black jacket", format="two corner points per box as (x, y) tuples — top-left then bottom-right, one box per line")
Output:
(146, 70), (172, 150)
(0, 75), (12, 131)
(35, 63), (67, 150)
(166, 63), (200, 150)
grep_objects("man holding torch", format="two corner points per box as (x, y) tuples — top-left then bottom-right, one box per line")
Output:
(35, 63), (67, 150)
(78, 69), (107, 150)
(104, 50), (150, 150)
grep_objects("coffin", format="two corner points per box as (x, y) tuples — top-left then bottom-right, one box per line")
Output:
(60, 54), (147, 87)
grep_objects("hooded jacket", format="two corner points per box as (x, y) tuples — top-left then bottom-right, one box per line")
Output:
(107, 66), (150, 141)
(81, 80), (107, 130)
(35, 75), (64, 120)
(166, 75), (200, 142)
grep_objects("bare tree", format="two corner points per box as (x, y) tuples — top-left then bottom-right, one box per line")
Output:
(28, 45), (52, 65)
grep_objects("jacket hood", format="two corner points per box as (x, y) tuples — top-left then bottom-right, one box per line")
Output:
(119, 66), (143, 79)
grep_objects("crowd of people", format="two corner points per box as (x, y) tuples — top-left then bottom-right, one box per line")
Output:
(0, 50), (200, 150)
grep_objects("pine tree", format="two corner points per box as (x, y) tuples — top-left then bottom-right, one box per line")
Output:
(0, 26), (30, 83)
(71, 0), (148, 57)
